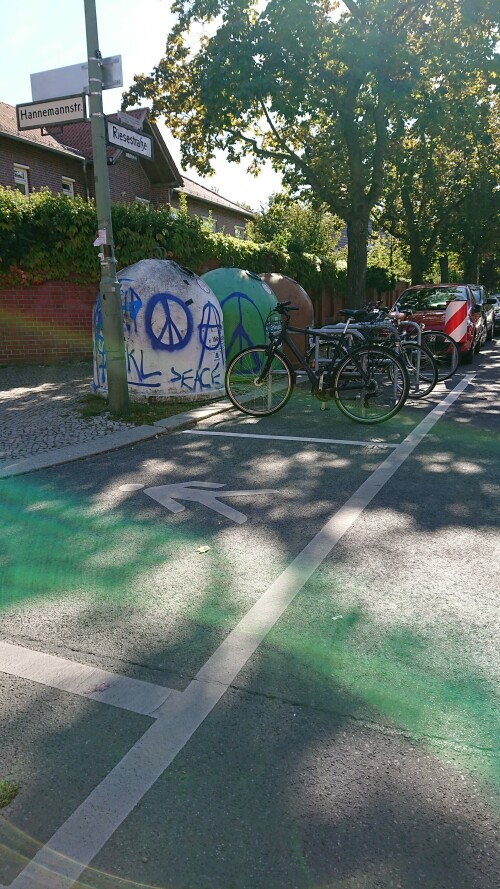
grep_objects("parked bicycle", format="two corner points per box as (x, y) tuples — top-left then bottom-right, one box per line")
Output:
(225, 302), (410, 424)
(392, 310), (460, 381)
(335, 308), (439, 399)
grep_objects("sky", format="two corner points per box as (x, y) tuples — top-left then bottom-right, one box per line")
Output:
(0, 0), (283, 210)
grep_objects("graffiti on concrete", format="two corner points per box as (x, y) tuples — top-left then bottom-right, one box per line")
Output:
(198, 300), (223, 369)
(220, 291), (268, 356)
(92, 298), (106, 388)
(169, 361), (222, 392)
(145, 293), (194, 352)
(120, 278), (143, 334)
(93, 260), (225, 400)
(126, 347), (162, 388)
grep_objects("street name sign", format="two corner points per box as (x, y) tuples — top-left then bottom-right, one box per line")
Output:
(16, 95), (87, 131)
(106, 120), (153, 159)
(31, 56), (122, 102)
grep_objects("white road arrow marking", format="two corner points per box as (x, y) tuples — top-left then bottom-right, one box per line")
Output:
(142, 481), (278, 524)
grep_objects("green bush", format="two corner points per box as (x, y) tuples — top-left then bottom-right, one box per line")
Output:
(0, 187), (343, 296)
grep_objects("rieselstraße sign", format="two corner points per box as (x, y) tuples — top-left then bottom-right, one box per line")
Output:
(16, 95), (87, 130)
(106, 120), (153, 160)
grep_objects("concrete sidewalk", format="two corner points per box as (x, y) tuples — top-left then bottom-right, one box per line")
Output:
(0, 362), (234, 478)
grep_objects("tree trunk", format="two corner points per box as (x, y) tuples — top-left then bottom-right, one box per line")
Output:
(346, 210), (370, 307)
(410, 249), (426, 285)
(439, 255), (449, 282)
(463, 247), (480, 284)
(401, 185), (426, 285)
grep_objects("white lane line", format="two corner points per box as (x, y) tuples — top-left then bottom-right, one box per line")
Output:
(0, 642), (177, 718)
(9, 375), (474, 889)
(182, 430), (397, 448)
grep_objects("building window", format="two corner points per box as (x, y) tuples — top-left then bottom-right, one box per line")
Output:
(135, 197), (150, 207)
(62, 177), (75, 198)
(234, 225), (246, 239)
(200, 214), (217, 233)
(14, 165), (29, 196)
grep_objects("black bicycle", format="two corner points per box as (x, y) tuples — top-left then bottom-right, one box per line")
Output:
(314, 307), (439, 400)
(225, 302), (410, 424)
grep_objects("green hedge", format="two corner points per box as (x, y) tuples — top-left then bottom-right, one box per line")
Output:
(0, 187), (343, 295)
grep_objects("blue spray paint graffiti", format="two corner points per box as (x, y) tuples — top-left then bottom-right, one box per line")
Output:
(126, 347), (162, 388)
(220, 291), (268, 356)
(92, 297), (106, 389)
(145, 292), (194, 351)
(119, 277), (143, 333)
(93, 295), (162, 390)
(170, 362), (222, 392)
(198, 300), (223, 369)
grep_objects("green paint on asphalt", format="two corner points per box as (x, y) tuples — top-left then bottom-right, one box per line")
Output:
(0, 476), (198, 610)
(262, 590), (499, 795)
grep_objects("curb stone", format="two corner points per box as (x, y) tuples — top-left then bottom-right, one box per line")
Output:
(0, 399), (235, 479)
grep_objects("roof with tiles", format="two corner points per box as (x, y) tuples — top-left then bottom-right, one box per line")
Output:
(0, 101), (85, 158)
(175, 176), (254, 218)
(0, 100), (253, 216)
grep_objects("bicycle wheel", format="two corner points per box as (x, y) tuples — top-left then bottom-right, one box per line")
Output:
(420, 331), (459, 381)
(401, 343), (438, 399)
(333, 346), (409, 424)
(225, 346), (294, 416)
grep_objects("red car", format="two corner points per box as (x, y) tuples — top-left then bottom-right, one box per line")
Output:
(392, 284), (486, 364)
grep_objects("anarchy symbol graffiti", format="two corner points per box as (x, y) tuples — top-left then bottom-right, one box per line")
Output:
(198, 300), (223, 368)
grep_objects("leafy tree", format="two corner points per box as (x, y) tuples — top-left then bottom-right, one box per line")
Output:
(448, 93), (500, 283)
(122, 0), (499, 306)
(377, 46), (499, 285)
(367, 232), (409, 283)
(247, 192), (343, 256)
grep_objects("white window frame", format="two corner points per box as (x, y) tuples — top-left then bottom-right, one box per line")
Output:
(135, 197), (150, 207)
(14, 164), (29, 196)
(61, 177), (75, 198)
(234, 225), (245, 239)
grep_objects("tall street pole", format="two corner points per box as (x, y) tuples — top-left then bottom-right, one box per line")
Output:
(84, 0), (129, 411)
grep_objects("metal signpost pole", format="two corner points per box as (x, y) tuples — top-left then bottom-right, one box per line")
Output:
(84, 0), (128, 411)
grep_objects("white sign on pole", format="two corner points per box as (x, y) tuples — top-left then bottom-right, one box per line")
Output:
(31, 56), (122, 102)
(116, 111), (143, 131)
(16, 95), (87, 130)
(106, 120), (153, 159)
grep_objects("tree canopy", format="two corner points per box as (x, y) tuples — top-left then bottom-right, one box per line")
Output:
(246, 193), (343, 256)
(123, 0), (499, 303)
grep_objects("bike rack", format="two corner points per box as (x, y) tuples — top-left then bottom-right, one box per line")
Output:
(310, 318), (426, 395)
(310, 324), (365, 369)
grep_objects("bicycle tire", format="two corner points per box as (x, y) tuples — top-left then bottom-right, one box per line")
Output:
(420, 331), (459, 381)
(225, 346), (294, 416)
(333, 345), (409, 424)
(400, 343), (438, 399)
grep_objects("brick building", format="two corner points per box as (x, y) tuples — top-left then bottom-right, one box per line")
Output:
(0, 101), (253, 234)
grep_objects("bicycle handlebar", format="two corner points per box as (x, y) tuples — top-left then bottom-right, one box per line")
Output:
(275, 301), (299, 313)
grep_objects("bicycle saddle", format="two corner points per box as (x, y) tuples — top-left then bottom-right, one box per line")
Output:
(339, 309), (373, 321)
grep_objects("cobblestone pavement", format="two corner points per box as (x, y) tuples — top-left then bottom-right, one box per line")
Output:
(0, 363), (135, 462)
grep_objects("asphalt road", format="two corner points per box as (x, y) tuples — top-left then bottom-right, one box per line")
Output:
(0, 343), (499, 889)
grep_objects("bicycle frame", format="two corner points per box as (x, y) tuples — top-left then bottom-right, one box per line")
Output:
(261, 317), (363, 392)
(226, 304), (410, 423)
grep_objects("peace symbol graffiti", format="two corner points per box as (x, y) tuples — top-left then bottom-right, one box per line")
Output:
(145, 292), (194, 352)
(220, 291), (268, 357)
